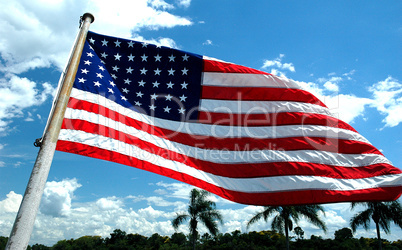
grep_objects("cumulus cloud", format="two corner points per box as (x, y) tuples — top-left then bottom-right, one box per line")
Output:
(0, 191), (22, 213)
(262, 54), (295, 76)
(369, 76), (402, 128)
(0, 75), (55, 135)
(40, 178), (82, 217)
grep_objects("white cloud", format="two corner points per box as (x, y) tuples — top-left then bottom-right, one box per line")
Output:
(40, 178), (82, 217)
(0, 191), (22, 213)
(96, 197), (123, 211)
(324, 94), (372, 124)
(262, 54), (295, 76)
(203, 39), (213, 46)
(369, 76), (402, 128)
(176, 0), (191, 8)
(0, 75), (55, 135)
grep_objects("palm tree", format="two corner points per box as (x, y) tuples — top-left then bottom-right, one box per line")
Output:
(172, 188), (223, 250)
(247, 205), (327, 250)
(350, 201), (402, 250)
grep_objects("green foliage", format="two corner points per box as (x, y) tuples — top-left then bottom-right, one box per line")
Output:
(0, 236), (8, 250)
(172, 188), (223, 249)
(247, 205), (327, 250)
(334, 227), (353, 241)
(1, 228), (402, 250)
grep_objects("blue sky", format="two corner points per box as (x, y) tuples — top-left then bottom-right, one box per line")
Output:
(0, 0), (401, 246)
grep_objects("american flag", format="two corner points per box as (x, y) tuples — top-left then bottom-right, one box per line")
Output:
(56, 31), (402, 205)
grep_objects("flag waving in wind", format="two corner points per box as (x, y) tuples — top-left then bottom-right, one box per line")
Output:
(56, 31), (402, 206)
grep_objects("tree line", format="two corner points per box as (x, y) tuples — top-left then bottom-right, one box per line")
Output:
(1, 228), (402, 250)
(1, 189), (401, 249)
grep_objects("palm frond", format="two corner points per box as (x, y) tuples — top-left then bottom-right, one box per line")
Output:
(172, 213), (189, 230)
(350, 209), (371, 232)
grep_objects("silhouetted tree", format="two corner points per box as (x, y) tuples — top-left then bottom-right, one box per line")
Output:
(172, 188), (223, 250)
(247, 205), (327, 250)
(350, 201), (402, 250)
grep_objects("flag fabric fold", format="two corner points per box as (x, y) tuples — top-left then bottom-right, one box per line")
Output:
(56, 31), (402, 205)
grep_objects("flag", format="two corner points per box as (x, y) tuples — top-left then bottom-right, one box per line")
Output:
(56, 31), (402, 205)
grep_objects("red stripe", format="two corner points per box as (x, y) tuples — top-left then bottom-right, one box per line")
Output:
(198, 111), (357, 131)
(56, 140), (402, 206)
(203, 59), (270, 74)
(60, 119), (396, 179)
(202, 85), (327, 107)
(65, 99), (375, 155)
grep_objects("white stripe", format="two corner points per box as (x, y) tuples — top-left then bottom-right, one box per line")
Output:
(200, 99), (332, 115)
(63, 108), (388, 167)
(58, 129), (402, 193)
(69, 88), (370, 143)
(202, 72), (302, 89)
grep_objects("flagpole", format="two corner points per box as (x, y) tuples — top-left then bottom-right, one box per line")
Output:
(5, 13), (95, 250)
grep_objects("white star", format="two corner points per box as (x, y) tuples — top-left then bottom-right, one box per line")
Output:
(101, 52), (108, 58)
(135, 101), (142, 106)
(154, 54), (162, 61)
(94, 81), (101, 87)
(141, 54), (148, 61)
(84, 60), (92, 65)
(169, 54), (176, 62)
(178, 107), (186, 114)
(122, 88), (129, 93)
(138, 80), (146, 87)
(87, 52), (94, 57)
(81, 69), (89, 74)
(154, 68), (161, 75)
(108, 88), (114, 94)
(136, 91), (144, 98)
(114, 40), (121, 47)
(142, 42), (148, 47)
(78, 78), (86, 83)
(149, 104), (156, 111)
(121, 96), (127, 101)
(168, 68), (175, 75)
(112, 66), (119, 71)
(179, 95), (187, 102)
(98, 66), (105, 71)
(167, 82), (174, 88)
(150, 93), (158, 100)
(140, 68), (147, 75)
(109, 81), (116, 87)
(128, 54), (135, 61)
(114, 53), (122, 60)
(124, 79), (131, 84)
(126, 67), (134, 74)
(128, 41), (134, 47)
(96, 73), (104, 79)
(101, 39), (108, 46)
(111, 74), (117, 79)
(181, 68), (189, 75)
(165, 94), (173, 101)
(181, 82), (188, 89)
(182, 54), (189, 61)
(164, 106), (171, 113)
(152, 81), (160, 88)
(89, 38), (95, 44)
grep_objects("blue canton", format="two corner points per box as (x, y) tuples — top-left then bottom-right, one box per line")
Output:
(73, 31), (203, 121)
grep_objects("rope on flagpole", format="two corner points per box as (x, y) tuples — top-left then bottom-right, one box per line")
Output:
(5, 13), (94, 250)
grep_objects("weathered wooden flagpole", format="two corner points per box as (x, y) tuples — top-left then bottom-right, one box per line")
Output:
(6, 13), (94, 250)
